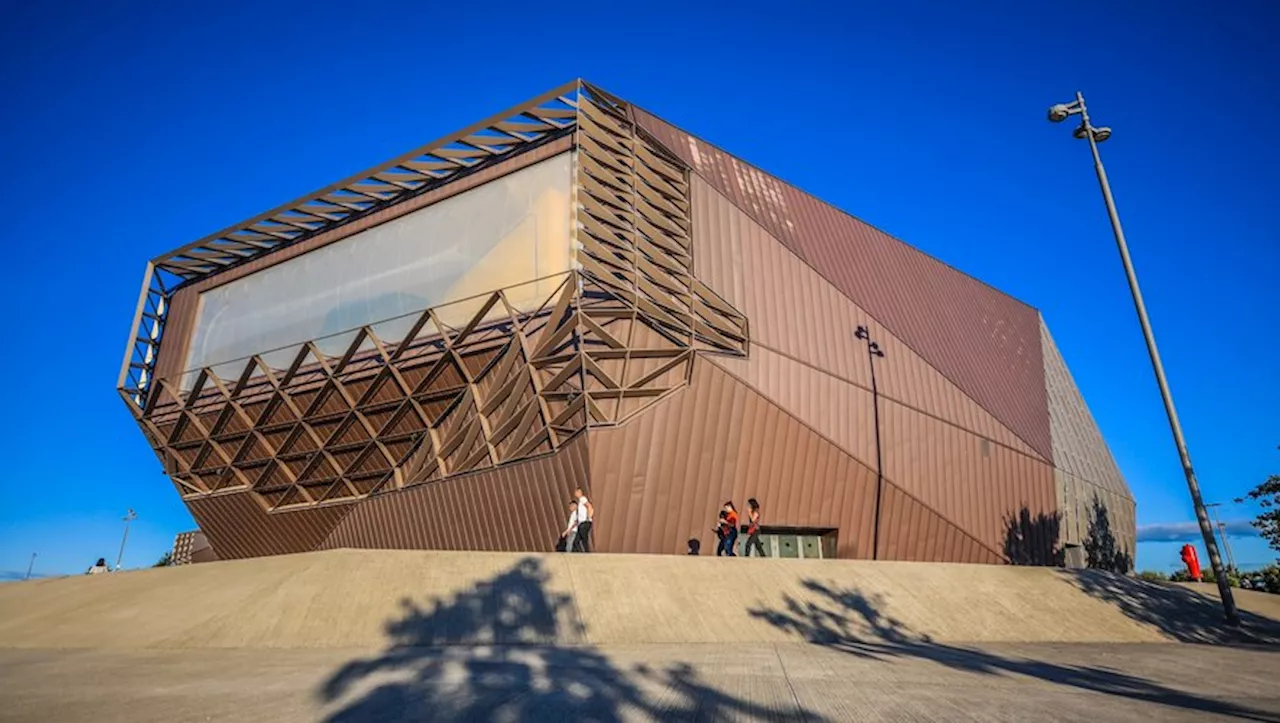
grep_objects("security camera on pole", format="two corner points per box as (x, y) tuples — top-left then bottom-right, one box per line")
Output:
(1046, 92), (1238, 625)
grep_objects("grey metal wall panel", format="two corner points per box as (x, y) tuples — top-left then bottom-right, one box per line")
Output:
(1041, 316), (1132, 501)
(1056, 468), (1136, 557)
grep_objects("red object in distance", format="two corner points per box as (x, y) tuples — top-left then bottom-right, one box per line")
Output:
(1180, 544), (1202, 581)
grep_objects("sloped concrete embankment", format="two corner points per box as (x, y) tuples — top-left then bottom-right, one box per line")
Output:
(0, 550), (1276, 650)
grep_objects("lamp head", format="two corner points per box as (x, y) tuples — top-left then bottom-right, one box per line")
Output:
(1072, 124), (1090, 140)
(1092, 126), (1112, 142)
(855, 326), (869, 340)
(1047, 103), (1074, 123)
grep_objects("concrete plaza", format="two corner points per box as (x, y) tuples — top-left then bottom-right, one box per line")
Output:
(2, 550), (1279, 721)
(2, 642), (1278, 722)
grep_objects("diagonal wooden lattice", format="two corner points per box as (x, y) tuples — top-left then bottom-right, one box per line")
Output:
(572, 86), (748, 423)
(138, 275), (590, 511)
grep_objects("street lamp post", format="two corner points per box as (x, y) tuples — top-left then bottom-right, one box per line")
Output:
(1047, 92), (1239, 624)
(855, 326), (886, 560)
(1218, 523), (1237, 572)
(115, 509), (137, 572)
(1205, 503), (1237, 571)
(25, 553), (36, 581)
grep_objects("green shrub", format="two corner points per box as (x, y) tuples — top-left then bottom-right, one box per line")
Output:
(1136, 570), (1169, 582)
(1202, 566), (1243, 588)
(1244, 564), (1280, 594)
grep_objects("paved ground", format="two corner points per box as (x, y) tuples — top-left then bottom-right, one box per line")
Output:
(3, 550), (1278, 649)
(4, 551), (1278, 720)
(1, 642), (1278, 722)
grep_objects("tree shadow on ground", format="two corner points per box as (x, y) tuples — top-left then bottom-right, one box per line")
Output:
(1061, 569), (1280, 645)
(318, 557), (820, 722)
(750, 579), (1280, 722)
(1027, 494), (1280, 645)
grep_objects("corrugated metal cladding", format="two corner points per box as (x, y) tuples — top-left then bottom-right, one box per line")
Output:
(876, 483), (1004, 564)
(589, 358), (878, 557)
(1057, 468), (1136, 555)
(188, 435), (587, 559)
(1040, 317), (1132, 501)
(692, 178), (1043, 460)
(636, 107), (1053, 462)
(710, 347), (878, 471)
(186, 493), (352, 560)
(149, 83), (1131, 568)
(152, 287), (198, 383)
(150, 135), (574, 383)
(318, 435), (588, 552)
(710, 345), (1048, 561)
(1039, 315), (1134, 558)
(588, 357), (998, 562)
(878, 396), (1056, 558)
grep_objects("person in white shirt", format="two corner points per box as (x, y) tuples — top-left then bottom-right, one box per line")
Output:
(572, 487), (594, 553)
(87, 558), (109, 575)
(561, 501), (579, 552)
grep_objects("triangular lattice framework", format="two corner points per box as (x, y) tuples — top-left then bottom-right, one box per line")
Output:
(572, 86), (748, 423)
(126, 82), (751, 515)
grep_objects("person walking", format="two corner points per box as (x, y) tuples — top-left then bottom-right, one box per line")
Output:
(744, 498), (766, 557)
(716, 502), (739, 556)
(560, 501), (578, 552)
(572, 487), (594, 552)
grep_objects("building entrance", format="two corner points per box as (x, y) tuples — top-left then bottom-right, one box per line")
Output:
(741, 527), (838, 558)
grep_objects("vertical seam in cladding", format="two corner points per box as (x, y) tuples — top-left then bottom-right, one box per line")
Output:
(692, 358), (1005, 560)
(692, 179), (1048, 462)
(661, 130), (1050, 459)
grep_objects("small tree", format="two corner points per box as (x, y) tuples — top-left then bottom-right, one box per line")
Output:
(1258, 564), (1280, 594)
(1235, 446), (1280, 554)
(153, 551), (173, 568)
(1083, 495), (1133, 574)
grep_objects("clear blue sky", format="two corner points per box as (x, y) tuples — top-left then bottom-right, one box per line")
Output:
(1, 1), (1276, 578)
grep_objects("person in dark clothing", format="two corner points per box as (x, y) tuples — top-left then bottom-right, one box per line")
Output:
(572, 487), (594, 553)
(713, 511), (727, 554)
(744, 498), (766, 557)
(686, 538), (701, 555)
(715, 502), (739, 556)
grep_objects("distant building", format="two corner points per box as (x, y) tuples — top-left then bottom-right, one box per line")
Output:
(170, 531), (219, 565)
(118, 80), (1133, 564)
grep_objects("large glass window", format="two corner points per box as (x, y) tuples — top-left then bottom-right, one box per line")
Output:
(185, 152), (573, 376)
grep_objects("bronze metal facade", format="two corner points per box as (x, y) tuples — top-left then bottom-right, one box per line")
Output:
(119, 80), (1134, 564)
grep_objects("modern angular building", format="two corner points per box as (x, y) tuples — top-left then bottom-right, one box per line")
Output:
(118, 80), (1134, 564)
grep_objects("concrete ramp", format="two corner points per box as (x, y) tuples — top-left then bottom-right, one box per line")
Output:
(1, 550), (1276, 650)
